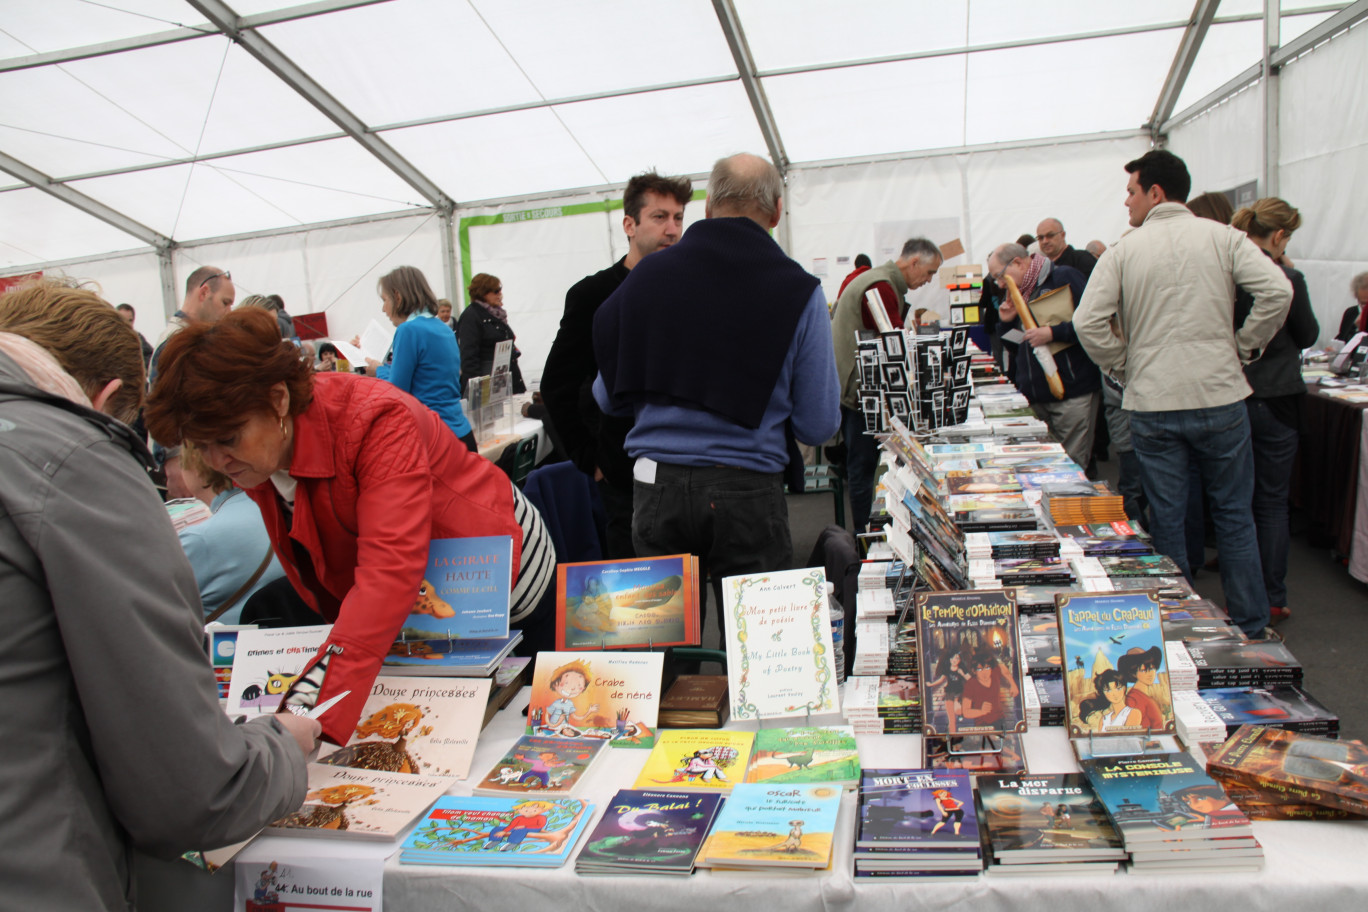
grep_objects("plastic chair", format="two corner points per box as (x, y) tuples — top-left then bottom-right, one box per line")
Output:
(508, 435), (539, 487)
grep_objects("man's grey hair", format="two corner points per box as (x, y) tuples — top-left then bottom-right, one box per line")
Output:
(994, 242), (1030, 264)
(1352, 271), (1368, 296)
(899, 237), (942, 263)
(708, 153), (783, 219)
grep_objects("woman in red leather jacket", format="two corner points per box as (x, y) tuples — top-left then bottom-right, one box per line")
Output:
(146, 308), (554, 743)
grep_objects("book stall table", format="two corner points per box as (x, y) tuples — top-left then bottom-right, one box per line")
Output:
(137, 699), (1368, 912)
(1296, 381), (1368, 580)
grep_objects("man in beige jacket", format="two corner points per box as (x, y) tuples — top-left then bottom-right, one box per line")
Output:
(1074, 150), (1291, 638)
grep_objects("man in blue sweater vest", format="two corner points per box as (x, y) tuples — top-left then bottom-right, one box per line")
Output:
(592, 153), (841, 644)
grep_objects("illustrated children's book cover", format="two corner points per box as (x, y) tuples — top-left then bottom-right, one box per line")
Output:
(399, 796), (593, 867)
(381, 633), (521, 676)
(744, 726), (861, 787)
(316, 675), (491, 780)
(915, 590), (1025, 736)
(226, 625), (331, 716)
(472, 734), (607, 798)
(1079, 752), (1252, 843)
(976, 773), (1124, 860)
(524, 651), (663, 748)
(396, 535), (512, 642)
(722, 568), (838, 721)
(856, 769), (979, 850)
(698, 783), (843, 869)
(576, 789), (725, 874)
(632, 729), (755, 793)
(266, 763), (450, 841)
(554, 554), (700, 650)
(1056, 591), (1175, 737)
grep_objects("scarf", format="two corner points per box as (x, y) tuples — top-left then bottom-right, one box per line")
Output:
(1019, 253), (1048, 302)
(477, 299), (512, 334)
(1357, 304), (1367, 336)
(0, 332), (93, 409)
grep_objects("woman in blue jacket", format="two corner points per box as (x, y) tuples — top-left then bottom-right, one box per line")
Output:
(366, 266), (476, 450)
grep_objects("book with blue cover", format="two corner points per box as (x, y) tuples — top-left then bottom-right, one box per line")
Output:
(1080, 751), (1252, 844)
(576, 789), (724, 875)
(399, 795), (593, 867)
(396, 535), (513, 641)
(381, 632), (522, 676)
(1056, 591), (1174, 737)
(856, 768), (980, 852)
(555, 554), (700, 651)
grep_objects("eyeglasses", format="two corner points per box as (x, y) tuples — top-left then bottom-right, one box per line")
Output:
(1035, 231), (1061, 242)
(491, 287), (503, 294)
(989, 265), (1008, 283)
(199, 270), (231, 289)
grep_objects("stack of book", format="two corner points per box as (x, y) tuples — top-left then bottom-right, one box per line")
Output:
(1194, 684), (1339, 738)
(483, 656), (531, 728)
(843, 676), (921, 734)
(697, 783), (842, 872)
(853, 769), (983, 881)
(852, 621), (890, 676)
(971, 557), (1074, 588)
(1019, 612), (1062, 677)
(978, 773), (1125, 874)
(1053, 521), (1154, 556)
(1164, 641), (1199, 692)
(1040, 482), (1126, 526)
(1031, 675), (1067, 727)
(1205, 725), (1368, 821)
(1184, 640), (1303, 689)
(965, 530), (1061, 560)
(887, 618), (919, 679)
(1098, 554), (1186, 579)
(1173, 689), (1229, 747)
(575, 789), (723, 875)
(954, 507), (1041, 533)
(1081, 752), (1264, 873)
(658, 675), (729, 729)
(401, 796), (595, 868)
(1162, 615), (1245, 644)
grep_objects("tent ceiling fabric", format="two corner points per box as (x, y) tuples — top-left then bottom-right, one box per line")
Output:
(0, 0), (1355, 267)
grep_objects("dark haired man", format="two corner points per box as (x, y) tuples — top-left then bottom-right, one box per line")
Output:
(115, 303), (153, 366)
(541, 171), (693, 557)
(1074, 150), (1291, 638)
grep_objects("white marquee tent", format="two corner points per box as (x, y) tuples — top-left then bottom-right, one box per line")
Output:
(2, 0), (1366, 382)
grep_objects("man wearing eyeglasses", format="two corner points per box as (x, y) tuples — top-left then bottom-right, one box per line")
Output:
(1035, 219), (1096, 278)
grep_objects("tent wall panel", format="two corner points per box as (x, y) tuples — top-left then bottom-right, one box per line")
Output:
(40, 251), (166, 342)
(1165, 84), (1262, 196)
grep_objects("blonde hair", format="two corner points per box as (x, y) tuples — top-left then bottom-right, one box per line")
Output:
(0, 279), (144, 423)
(181, 440), (234, 495)
(1232, 197), (1302, 240)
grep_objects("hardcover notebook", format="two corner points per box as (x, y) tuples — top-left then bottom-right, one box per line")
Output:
(399, 796), (593, 868)
(472, 735), (607, 798)
(397, 535), (513, 641)
(524, 651), (663, 748)
(722, 568), (839, 721)
(576, 789), (725, 875)
(915, 589), (1026, 737)
(698, 783), (843, 870)
(555, 554), (700, 650)
(316, 675), (491, 780)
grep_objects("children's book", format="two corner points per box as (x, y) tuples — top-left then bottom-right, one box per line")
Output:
(266, 763), (450, 841)
(381, 633), (522, 676)
(1080, 751), (1252, 844)
(915, 589), (1025, 736)
(977, 773), (1124, 861)
(575, 789), (724, 875)
(399, 796), (593, 867)
(316, 675), (490, 779)
(855, 769), (979, 851)
(744, 726), (861, 787)
(1055, 591), (1174, 737)
(396, 536), (512, 641)
(632, 729), (755, 793)
(698, 783), (842, 869)
(225, 625), (332, 716)
(721, 568), (838, 721)
(555, 554), (700, 650)
(472, 734), (607, 798)
(524, 651), (663, 748)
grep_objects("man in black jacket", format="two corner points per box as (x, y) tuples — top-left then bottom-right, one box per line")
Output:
(1035, 218), (1096, 278)
(540, 171), (693, 557)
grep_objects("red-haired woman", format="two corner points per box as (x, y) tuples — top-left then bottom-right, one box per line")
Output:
(146, 308), (554, 744)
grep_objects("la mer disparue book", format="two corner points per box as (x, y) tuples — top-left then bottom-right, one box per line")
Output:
(722, 568), (838, 721)
(396, 535), (512, 642)
(316, 675), (491, 780)
(555, 554), (700, 651)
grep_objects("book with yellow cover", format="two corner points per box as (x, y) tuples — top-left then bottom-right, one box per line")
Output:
(632, 729), (755, 793)
(697, 783), (843, 870)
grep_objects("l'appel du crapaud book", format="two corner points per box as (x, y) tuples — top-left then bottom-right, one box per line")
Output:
(525, 650), (664, 748)
(399, 796), (593, 868)
(398, 535), (513, 641)
(697, 783), (842, 870)
(632, 729), (755, 793)
(316, 675), (491, 779)
(855, 768), (980, 852)
(576, 789), (725, 876)
(915, 589), (1025, 737)
(267, 763), (451, 841)
(744, 726), (861, 788)
(976, 773), (1124, 866)
(658, 675), (729, 728)
(1079, 751), (1252, 845)
(555, 554), (700, 651)
(472, 734), (607, 798)
(1205, 724), (1368, 817)
(1056, 590), (1175, 738)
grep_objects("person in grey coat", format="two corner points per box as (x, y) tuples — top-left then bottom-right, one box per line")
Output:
(0, 280), (318, 911)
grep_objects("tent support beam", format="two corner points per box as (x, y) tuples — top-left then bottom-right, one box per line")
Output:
(1262, 1), (1282, 198)
(439, 208), (459, 307)
(0, 151), (171, 250)
(712, 0), (789, 172)
(185, 0), (452, 210)
(1149, 0), (1220, 139)
(158, 247), (178, 321)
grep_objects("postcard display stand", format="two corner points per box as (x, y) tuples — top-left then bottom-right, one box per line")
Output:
(856, 327), (972, 435)
(467, 374), (517, 446)
(879, 415), (970, 593)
